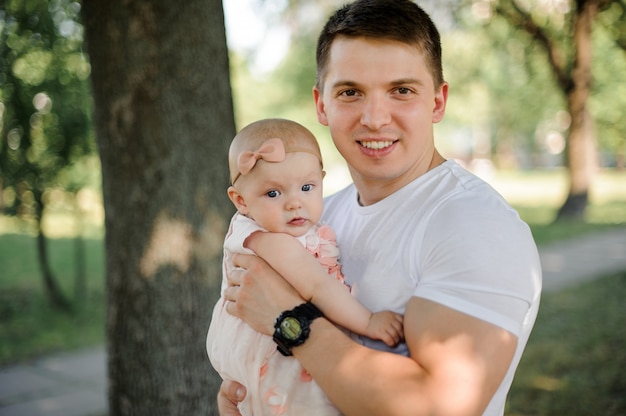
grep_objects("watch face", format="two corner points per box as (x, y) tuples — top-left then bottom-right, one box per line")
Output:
(280, 316), (302, 340)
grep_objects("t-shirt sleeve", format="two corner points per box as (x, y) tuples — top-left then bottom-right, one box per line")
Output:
(413, 193), (542, 336)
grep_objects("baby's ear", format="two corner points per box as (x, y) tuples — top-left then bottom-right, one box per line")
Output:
(227, 186), (249, 215)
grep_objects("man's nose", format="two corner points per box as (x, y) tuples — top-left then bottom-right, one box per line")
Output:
(360, 94), (391, 130)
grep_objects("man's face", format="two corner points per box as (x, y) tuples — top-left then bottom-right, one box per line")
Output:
(314, 37), (448, 200)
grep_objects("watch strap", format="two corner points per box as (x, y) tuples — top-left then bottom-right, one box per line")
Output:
(293, 302), (324, 320)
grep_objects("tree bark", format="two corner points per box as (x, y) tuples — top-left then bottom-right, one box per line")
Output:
(556, 0), (599, 221)
(83, 1), (235, 414)
(73, 234), (87, 306)
(36, 215), (72, 312)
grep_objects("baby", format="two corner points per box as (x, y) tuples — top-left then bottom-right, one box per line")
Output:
(207, 118), (403, 415)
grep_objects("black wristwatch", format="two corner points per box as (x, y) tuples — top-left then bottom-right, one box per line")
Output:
(273, 302), (323, 356)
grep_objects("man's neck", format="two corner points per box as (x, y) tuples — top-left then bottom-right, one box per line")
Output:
(354, 150), (446, 206)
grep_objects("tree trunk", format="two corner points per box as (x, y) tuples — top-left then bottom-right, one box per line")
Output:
(33, 189), (72, 312)
(555, 0), (599, 221)
(83, 1), (235, 414)
(73, 231), (87, 306)
(36, 220), (72, 312)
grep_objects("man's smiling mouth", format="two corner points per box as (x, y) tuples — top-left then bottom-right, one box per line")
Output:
(359, 140), (395, 150)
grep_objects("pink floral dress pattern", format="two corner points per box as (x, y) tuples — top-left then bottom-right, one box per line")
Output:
(207, 214), (343, 416)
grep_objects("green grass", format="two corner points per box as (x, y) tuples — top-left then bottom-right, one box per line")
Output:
(497, 168), (626, 244)
(0, 234), (105, 364)
(525, 218), (626, 246)
(506, 272), (626, 415)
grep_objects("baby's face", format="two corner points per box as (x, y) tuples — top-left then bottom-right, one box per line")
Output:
(235, 152), (324, 237)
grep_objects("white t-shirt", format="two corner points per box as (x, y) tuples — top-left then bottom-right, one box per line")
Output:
(322, 160), (542, 415)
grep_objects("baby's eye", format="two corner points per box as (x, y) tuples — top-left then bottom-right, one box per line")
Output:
(266, 190), (280, 198)
(302, 184), (313, 192)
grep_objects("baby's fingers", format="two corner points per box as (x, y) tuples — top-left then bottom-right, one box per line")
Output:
(393, 317), (404, 338)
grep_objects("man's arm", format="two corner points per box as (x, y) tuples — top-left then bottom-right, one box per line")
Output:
(297, 297), (516, 415)
(226, 254), (517, 416)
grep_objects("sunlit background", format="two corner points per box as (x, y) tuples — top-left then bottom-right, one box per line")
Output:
(223, 0), (626, 200)
(1, 2), (625, 414)
(2, 0), (625, 237)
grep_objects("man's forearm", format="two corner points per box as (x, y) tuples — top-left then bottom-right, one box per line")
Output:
(293, 319), (433, 416)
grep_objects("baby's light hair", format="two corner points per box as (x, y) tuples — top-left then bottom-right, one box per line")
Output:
(229, 119), (323, 184)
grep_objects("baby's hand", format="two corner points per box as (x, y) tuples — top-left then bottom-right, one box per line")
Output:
(367, 311), (404, 347)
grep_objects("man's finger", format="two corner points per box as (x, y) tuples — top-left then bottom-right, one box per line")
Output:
(222, 379), (246, 401)
(217, 380), (246, 416)
(223, 286), (236, 302)
(227, 268), (244, 287)
(231, 253), (250, 269)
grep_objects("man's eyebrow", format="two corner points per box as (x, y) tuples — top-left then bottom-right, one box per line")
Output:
(329, 80), (359, 90)
(329, 78), (426, 90)
(391, 78), (425, 87)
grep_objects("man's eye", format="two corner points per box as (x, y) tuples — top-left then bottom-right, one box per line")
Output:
(397, 87), (411, 94)
(341, 89), (357, 97)
(302, 184), (312, 192)
(266, 190), (279, 198)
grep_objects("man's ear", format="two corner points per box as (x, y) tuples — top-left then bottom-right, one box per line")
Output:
(313, 86), (329, 126)
(227, 186), (249, 215)
(432, 82), (449, 124)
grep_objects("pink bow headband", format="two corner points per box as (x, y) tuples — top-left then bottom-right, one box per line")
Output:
(232, 138), (322, 184)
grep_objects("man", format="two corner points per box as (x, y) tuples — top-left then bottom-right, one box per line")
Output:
(218, 1), (541, 414)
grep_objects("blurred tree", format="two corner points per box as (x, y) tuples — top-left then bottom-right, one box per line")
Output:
(441, 20), (565, 165)
(474, 0), (626, 220)
(0, 0), (94, 311)
(82, 0), (233, 414)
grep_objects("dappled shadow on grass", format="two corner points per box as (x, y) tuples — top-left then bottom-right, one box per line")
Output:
(0, 232), (105, 364)
(506, 272), (626, 415)
(0, 288), (33, 321)
(0, 287), (105, 365)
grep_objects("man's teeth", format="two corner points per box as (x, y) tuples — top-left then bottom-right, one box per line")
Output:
(360, 141), (393, 150)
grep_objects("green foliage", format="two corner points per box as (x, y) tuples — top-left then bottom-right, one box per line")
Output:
(591, 22), (626, 158)
(480, 0), (626, 166)
(0, 0), (96, 222)
(440, 22), (565, 162)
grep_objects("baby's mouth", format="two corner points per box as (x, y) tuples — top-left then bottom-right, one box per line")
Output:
(289, 217), (307, 226)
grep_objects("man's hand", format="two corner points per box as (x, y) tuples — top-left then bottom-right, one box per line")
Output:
(225, 253), (303, 335)
(217, 380), (246, 416)
(367, 311), (404, 347)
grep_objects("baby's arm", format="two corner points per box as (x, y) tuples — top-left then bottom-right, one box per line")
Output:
(245, 231), (403, 346)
